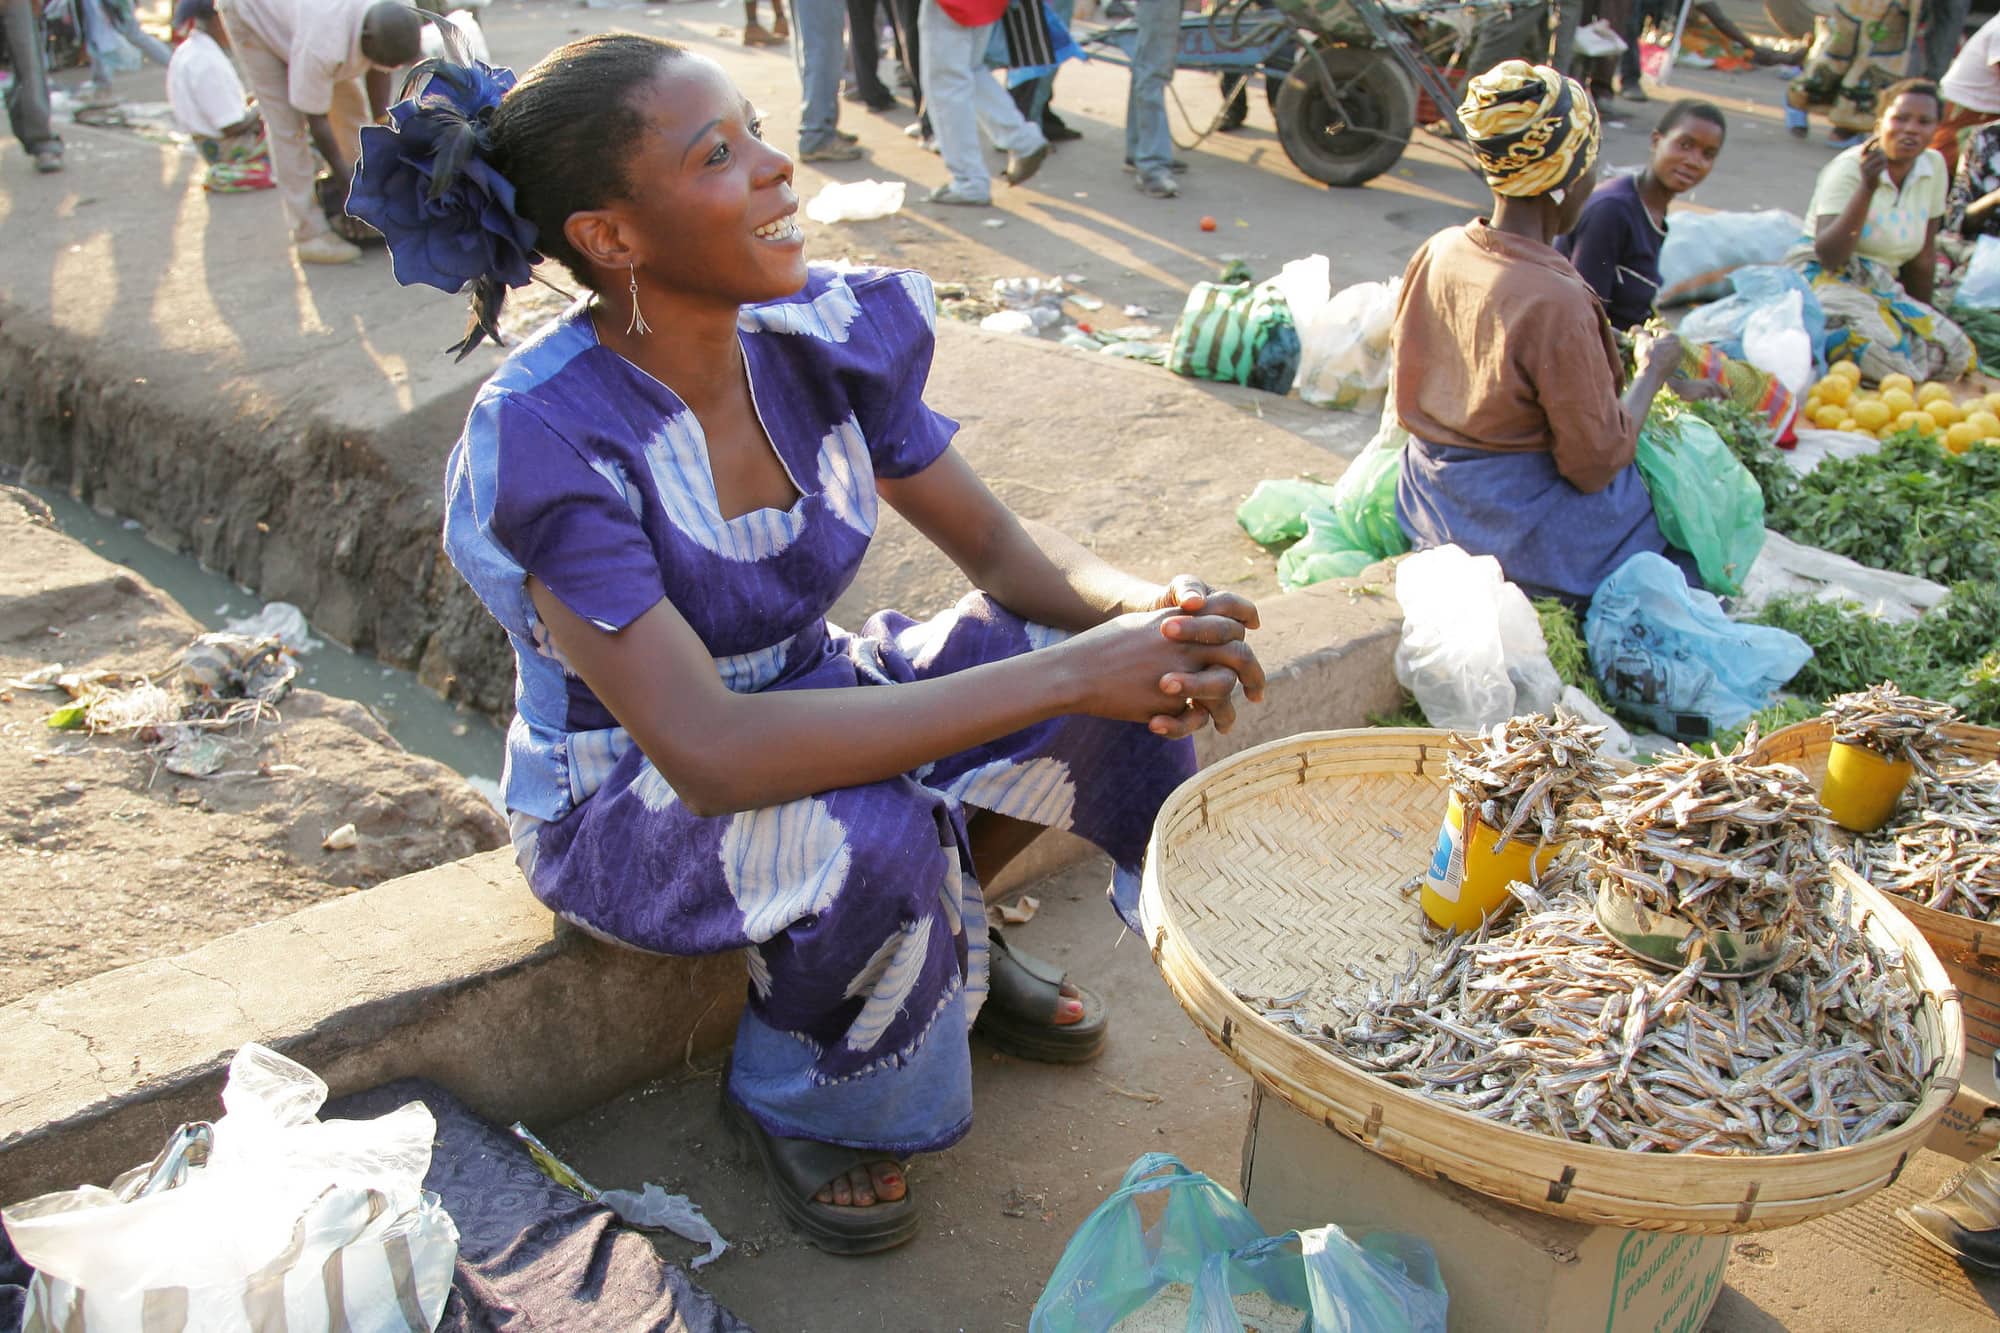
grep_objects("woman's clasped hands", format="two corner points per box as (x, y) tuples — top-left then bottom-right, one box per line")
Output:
(1059, 574), (1265, 741)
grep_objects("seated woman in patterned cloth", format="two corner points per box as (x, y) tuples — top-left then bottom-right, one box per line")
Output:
(345, 32), (1261, 1255)
(1788, 78), (1974, 385)
(1391, 60), (1690, 607)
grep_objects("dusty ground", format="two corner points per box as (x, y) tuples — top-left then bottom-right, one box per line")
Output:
(0, 487), (506, 1003)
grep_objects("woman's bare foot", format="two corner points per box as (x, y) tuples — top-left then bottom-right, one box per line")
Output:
(816, 1160), (907, 1206)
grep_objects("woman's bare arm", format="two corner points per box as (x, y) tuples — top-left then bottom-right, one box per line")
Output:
(1901, 216), (1941, 305)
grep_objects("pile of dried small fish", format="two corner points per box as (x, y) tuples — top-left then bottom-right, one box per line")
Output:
(1826, 683), (1959, 764)
(1855, 759), (2000, 921)
(1568, 748), (1834, 937)
(1250, 877), (1927, 1153)
(1447, 712), (1619, 851)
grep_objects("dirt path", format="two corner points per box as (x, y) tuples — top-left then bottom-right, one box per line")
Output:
(0, 488), (506, 1003)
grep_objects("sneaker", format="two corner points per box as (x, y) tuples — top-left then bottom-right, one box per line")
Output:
(32, 143), (63, 174)
(1102, 0), (1133, 15)
(926, 183), (991, 206)
(800, 140), (865, 162)
(297, 233), (363, 265)
(1002, 142), (1048, 186)
(1135, 168), (1178, 198)
(835, 129), (859, 144)
(1042, 110), (1081, 142)
(1123, 156), (1189, 172)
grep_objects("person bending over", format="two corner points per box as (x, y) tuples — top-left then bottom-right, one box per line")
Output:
(346, 32), (1260, 1255)
(1392, 60), (1691, 607)
(167, 0), (274, 193)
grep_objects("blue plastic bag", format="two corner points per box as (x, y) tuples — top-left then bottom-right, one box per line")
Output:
(1191, 1228), (1449, 1333)
(1656, 210), (1804, 307)
(1584, 552), (1811, 742)
(1677, 266), (1828, 378)
(1030, 1154), (1448, 1333)
(1030, 1154), (1266, 1333)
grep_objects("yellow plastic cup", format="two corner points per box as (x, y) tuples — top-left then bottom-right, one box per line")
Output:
(1819, 741), (1913, 833)
(1422, 791), (1559, 932)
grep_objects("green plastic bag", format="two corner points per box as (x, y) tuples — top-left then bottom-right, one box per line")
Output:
(1236, 478), (1339, 546)
(1168, 282), (1302, 395)
(1634, 412), (1766, 597)
(1276, 506), (1379, 589)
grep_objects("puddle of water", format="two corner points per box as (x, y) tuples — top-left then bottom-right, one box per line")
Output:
(25, 485), (506, 789)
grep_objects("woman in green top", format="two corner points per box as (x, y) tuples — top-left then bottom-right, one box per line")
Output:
(1789, 78), (1974, 384)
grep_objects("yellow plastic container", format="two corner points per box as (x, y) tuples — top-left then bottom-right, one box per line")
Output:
(1422, 791), (1559, 931)
(1820, 741), (1914, 833)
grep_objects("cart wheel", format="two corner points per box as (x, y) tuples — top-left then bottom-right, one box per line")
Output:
(1763, 0), (1815, 39)
(1273, 48), (1416, 188)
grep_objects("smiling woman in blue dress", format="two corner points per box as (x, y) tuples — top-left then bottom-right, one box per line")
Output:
(346, 32), (1262, 1256)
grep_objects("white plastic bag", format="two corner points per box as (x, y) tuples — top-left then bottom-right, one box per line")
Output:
(1741, 288), (1813, 394)
(1959, 234), (2000, 309)
(1297, 277), (1400, 412)
(1494, 582), (1563, 718)
(1393, 546), (1515, 730)
(804, 179), (907, 223)
(3, 1044), (458, 1333)
(1572, 18), (1628, 56)
(1266, 254), (1332, 329)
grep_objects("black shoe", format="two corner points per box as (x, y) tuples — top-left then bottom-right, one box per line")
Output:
(1103, 0), (1133, 15)
(1900, 1160), (2000, 1272)
(1042, 110), (1081, 142)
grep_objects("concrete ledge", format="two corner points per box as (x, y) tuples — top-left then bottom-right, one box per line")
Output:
(0, 577), (1405, 1203)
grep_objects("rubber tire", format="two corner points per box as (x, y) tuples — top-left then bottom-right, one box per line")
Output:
(1273, 47), (1417, 188)
(1217, 45), (1295, 131)
(1763, 0), (1815, 39)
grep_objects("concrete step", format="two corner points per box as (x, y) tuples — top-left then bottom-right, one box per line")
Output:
(0, 575), (1404, 1202)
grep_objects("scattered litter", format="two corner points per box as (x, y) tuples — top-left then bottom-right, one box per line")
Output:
(983, 218), (1007, 229)
(1199, 216), (1217, 232)
(1098, 1080), (1162, 1105)
(1070, 293), (1104, 311)
(804, 178), (906, 223)
(7, 664), (66, 691)
(599, 1183), (731, 1269)
(992, 276), (1065, 307)
(223, 602), (316, 653)
(989, 893), (1040, 926)
(321, 823), (359, 851)
(1121, 304), (1151, 318)
(162, 736), (228, 778)
(980, 310), (1040, 336)
(1063, 273), (1087, 284)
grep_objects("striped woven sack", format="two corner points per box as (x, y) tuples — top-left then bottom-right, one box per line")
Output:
(1167, 281), (1301, 394)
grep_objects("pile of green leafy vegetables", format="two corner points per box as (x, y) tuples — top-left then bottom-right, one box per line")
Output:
(1764, 430), (2000, 585)
(1949, 303), (2000, 373)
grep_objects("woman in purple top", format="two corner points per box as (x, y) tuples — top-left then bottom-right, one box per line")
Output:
(1556, 99), (1727, 332)
(346, 32), (1262, 1254)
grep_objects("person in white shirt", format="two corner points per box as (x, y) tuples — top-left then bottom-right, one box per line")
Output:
(167, 0), (273, 192)
(1934, 12), (2000, 172)
(215, 0), (423, 264)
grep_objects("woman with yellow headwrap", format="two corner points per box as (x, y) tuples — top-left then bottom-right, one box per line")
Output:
(1391, 60), (1699, 606)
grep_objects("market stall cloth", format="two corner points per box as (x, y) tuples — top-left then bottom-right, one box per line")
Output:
(0, 1079), (751, 1333)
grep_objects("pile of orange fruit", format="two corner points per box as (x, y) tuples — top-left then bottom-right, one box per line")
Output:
(1804, 361), (2000, 454)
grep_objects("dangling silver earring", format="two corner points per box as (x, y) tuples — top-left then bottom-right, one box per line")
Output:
(626, 264), (652, 337)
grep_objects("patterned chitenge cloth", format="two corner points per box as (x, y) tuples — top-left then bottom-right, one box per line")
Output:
(443, 265), (1194, 1156)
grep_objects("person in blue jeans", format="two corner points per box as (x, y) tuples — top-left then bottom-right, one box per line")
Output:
(80, 0), (170, 97)
(794, 0), (864, 160)
(1127, 0), (1180, 197)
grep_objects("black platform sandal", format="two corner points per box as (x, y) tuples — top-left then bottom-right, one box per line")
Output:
(972, 928), (1108, 1063)
(721, 1084), (919, 1255)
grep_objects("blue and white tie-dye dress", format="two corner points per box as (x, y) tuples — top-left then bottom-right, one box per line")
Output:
(441, 264), (1195, 1155)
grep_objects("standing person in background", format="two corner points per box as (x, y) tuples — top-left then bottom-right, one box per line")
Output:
(888, 0), (932, 145)
(793, 0), (863, 159)
(80, 0), (171, 98)
(1933, 11), (2000, 172)
(920, 0), (1046, 204)
(1008, 0), (1081, 143)
(743, 0), (789, 45)
(1126, 0), (1180, 196)
(845, 0), (897, 107)
(3, 0), (62, 171)
(1923, 0), (1970, 82)
(1787, 0), (1919, 145)
(216, 0), (423, 264)
(168, 0), (273, 191)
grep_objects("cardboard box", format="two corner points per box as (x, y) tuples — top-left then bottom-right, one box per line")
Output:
(1239, 1089), (1729, 1333)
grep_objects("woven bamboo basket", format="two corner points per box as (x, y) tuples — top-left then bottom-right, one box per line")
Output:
(1139, 728), (1969, 1233)
(1753, 719), (2000, 1054)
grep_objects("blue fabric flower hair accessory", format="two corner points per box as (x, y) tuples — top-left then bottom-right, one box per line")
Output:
(347, 51), (541, 357)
